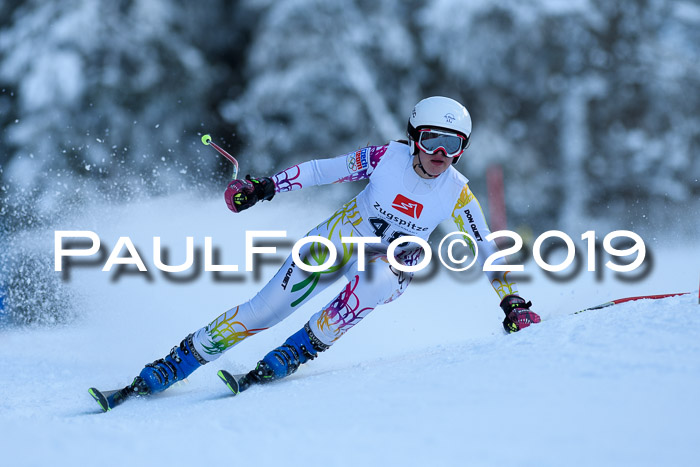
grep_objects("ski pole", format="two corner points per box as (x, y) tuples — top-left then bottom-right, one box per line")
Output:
(201, 134), (239, 180)
(573, 292), (690, 315)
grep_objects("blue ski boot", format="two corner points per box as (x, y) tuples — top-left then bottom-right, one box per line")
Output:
(246, 323), (329, 385)
(138, 333), (209, 394)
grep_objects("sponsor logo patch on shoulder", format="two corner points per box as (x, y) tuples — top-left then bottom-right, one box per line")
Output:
(347, 147), (370, 173)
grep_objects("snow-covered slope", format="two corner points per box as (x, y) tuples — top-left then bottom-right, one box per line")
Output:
(1, 195), (698, 467)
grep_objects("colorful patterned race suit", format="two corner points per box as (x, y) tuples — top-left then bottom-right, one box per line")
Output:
(191, 141), (518, 361)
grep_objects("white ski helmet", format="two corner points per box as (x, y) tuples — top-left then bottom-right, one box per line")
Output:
(407, 96), (472, 163)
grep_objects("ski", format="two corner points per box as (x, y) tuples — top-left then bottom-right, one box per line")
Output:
(217, 370), (257, 396)
(88, 376), (154, 412)
(88, 385), (138, 412)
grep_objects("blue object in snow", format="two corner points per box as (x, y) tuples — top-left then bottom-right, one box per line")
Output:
(0, 286), (6, 321)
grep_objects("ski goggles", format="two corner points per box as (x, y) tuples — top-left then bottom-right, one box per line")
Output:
(416, 128), (468, 157)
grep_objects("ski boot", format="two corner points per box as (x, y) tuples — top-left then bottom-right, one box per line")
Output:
(138, 333), (209, 394)
(89, 334), (208, 412)
(239, 323), (328, 390)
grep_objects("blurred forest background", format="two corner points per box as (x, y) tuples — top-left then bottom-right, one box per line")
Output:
(0, 0), (698, 233)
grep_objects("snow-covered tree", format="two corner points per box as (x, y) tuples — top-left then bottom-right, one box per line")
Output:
(417, 0), (700, 231)
(0, 0), (252, 229)
(220, 0), (420, 182)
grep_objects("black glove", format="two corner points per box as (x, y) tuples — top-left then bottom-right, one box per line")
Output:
(246, 174), (276, 202)
(224, 175), (276, 213)
(500, 294), (540, 333)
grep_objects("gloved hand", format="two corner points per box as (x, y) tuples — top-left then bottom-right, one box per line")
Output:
(224, 175), (276, 213)
(500, 294), (540, 333)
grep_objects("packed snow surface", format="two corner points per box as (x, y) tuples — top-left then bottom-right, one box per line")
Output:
(1, 195), (698, 467)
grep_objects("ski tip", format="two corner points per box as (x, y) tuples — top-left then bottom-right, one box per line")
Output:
(217, 370), (240, 396)
(88, 387), (111, 412)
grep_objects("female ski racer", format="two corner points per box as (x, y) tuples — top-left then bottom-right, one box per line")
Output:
(105, 96), (540, 400)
